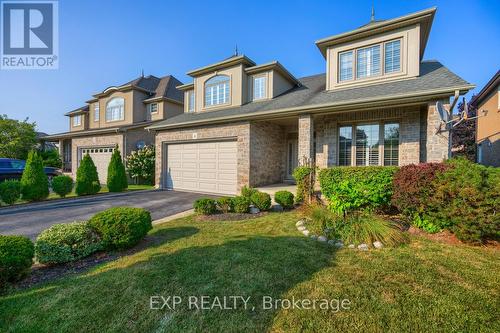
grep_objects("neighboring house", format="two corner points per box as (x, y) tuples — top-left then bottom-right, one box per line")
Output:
(42, 75), (184, 183)
(147, 7), (474, 195)
(470, 70), (500, 167)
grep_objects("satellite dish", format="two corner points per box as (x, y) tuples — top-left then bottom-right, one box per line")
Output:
(436, 101), (450, 123)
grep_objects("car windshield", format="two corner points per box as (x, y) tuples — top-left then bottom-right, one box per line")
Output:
(10, 160), (26, 169)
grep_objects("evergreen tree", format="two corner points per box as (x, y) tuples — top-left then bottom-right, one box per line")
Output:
(75, 154), (101, 196)
(107, 148), (128, 192)
(20, 151), (49, 201)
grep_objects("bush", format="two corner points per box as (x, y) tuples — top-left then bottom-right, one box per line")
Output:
(0, 235), (34, 285)
(51, 175), (73, 198)
(75, 154), (101, 196)
(250, 191), (271, 211)
(0, 180), (21, 205)
(193, 198), (217, 215)
(241, 186), (258, 199)
(319, 166), (397, 214)
(293, 165), (315, 203)
(274, 190), (294, 209)
(20, 150), (49, 201)
(233, 196), (251, 213)
(88, 207), (152, 250)
(35, 222), (103, 264)
(39, 149), (62, 168)
(107, 148), (128, 192)
(126, 145), (155, 185)
(216, 197), (233, 213)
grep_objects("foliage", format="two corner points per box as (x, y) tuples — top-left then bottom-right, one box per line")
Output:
(107, 149), (128, 192)
(35, 222), (103, 264)
(319, 166), (397, 214)
(126, 145), (155, 185)
(0, 114), (37, 160)
(88, 207), (152, 250)
(241, 186), (258, 199)
(51, 175), (74, 198)
(292, 165), (315, 203)
(232, 196), (251, 213)
(75, 154), (101, 196)
(0, 180), (21, 205)
(274, 190), (294, 209)
(20, 150), (49, 201)
(250, 191), (272, 211)
(39, 149), (62, 168)
(216, 197), (233, 213)
(0, 235), (34, 285)
(193, 198), (217, 215)
(451, 98), (477, 161)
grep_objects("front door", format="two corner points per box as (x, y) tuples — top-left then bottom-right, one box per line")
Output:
(286, 139), (298, 180)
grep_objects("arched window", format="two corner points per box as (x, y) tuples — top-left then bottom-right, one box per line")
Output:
(106, 97), (125, 121)
(204, 75), (230, 106)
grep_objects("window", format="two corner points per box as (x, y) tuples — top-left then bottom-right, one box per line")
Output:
(187, 90), (195, 112)
(106, 97), (125, 122)
(253, 75), (267, 100)
(385, 40), (401, 73)
(355, 124), (380, 166)
(357, 45), (380, 79)
(384, 123), (399, 165)
(94, 103), (99, 121)
(73, 115), (81, 126)
(338, 126), (352, 166)
(339, 51), (353, 82)
(204, 75), (230, 107)
(148, 103), (158, 114)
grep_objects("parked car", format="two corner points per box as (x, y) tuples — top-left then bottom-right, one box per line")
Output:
(0, 158), (61, 182)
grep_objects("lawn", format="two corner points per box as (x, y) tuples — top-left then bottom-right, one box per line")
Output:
(1, 212), (499, 332)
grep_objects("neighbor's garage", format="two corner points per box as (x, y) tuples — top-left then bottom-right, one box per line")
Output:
(79, 146), (115, 184)
(165, 140), (237, 195)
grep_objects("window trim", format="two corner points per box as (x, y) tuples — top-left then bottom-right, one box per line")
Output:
(356, 44), (381, 79)
(187, 90), (195, 112)
(203, 74), (231, 108)
(72, 115), (82, 127)
(384, 39), (402, 75)
(148, 103), (158, 114)
(94, 103), (100, 122)
(338, 50), (354, 82)
(105, 97), (125, 122)
(252, 74), (268, 101)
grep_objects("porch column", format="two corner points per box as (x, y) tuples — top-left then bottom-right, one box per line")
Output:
(58, 139), (64, 157)
(426, 100), (450, 162)
(298, 114), (314, 162)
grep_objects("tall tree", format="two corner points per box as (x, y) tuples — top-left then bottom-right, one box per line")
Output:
(20, 151), (49, 201)
(107, 148), (128, 192)
(0, 115), (37, 159)
(451, 98), (477, 162)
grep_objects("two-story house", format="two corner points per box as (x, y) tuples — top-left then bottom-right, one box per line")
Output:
(43, 74), (184, 183)
(147, 7), (474, 195)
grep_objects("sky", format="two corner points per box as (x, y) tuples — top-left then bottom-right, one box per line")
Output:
(0, 0), (498, 134)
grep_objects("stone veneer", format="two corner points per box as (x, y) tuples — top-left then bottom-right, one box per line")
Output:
(426, 100), (450, 162)
(298, 114), (313, 160)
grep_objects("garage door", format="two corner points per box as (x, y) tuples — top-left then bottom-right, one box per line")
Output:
(165, 141), (237, 195)
(79, 147), (115, 184)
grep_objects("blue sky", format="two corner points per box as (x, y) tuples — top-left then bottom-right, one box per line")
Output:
(0, 0), (499, 134)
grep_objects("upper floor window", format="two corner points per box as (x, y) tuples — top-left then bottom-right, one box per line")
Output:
(339, 51), (353, 82)
(73, 115), (82, 127)
(106, 97), (124, 122)
(94, 103), (99, 121)
(148, 103), (158, 114)
(204, 75), (230, 107)
(253, 76), (267, 100)
(357, 45), (380, 79)
(384, 40), (401, 73)
(187, 90), (195, 112)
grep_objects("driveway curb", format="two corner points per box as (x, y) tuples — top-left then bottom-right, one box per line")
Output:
(153, 209), (194, 225)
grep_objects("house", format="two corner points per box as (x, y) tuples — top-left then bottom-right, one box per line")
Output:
(42, 75), (184, 183)
(470, 70), (500, 167)
(147, 7), (474, 195)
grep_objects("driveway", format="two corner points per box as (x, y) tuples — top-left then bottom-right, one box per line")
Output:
(0, 190), (211, 239)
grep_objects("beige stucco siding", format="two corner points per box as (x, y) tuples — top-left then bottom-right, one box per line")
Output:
(476, 89), (500, 166)
(88, 90), (135, 129)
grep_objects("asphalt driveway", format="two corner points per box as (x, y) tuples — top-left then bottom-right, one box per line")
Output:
(0, 190), (211, 239)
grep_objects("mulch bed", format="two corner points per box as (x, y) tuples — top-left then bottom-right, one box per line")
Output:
(407, 226), (463, 246)
(195, 212), (268, 222)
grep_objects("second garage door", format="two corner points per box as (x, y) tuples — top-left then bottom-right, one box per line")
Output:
(80, 147), (115, 184)
(165, 141), (237, 195)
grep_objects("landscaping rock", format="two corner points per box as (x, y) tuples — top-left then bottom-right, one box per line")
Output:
(327, 240), (336, 246)
(358, 244), (369, 251)
(272, 204), (284, 212)
(310, 235), (318, 240)
(295, 220), (304, 227)
(317, 236), (327, 242)
(334, 241), (344, 249)
(348, 244), (355, 249)
(297, 226), (306, 232)
(373, 241), (384, 249)
(302, 230), (310, 236)
(249, 207), (260, 214)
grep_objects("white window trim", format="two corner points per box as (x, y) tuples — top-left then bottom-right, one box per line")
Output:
(204, 75), (231, 108)
(338, 50), (354, 82)
(94, 103), (100, 122)
(73, 115), (82, 127)
(252, 75), (268, 101)
(105, 97), (125, 122)
(187, 90), (195, 112)
(148, 103), (158, 114)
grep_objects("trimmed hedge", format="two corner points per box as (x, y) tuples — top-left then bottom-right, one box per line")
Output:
(35, 222), (103, 264)
(88, 207), (152, 250)
(0, 235), (34, 285)
(216, 197), (233, 213)
(107, 149), (128, 192)
(75, 154), (101, 196)
(51, 175), (74, 198)
(20, 150), (49, 201)
(0, 180), (21, 205)
(274, 191), (294, 209)
(292, 166), (314, 203)
(251, 191), (271, 211)
(194, 198), (217, 215)
(241, 186), (258, 199)
(319, 166), (397, 214)
(233, 196), (251, 213)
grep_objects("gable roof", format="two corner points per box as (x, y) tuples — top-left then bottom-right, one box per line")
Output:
(147, 61), (474, 130)
(64, 105), (89, 116)
(470, 70), (500, 107)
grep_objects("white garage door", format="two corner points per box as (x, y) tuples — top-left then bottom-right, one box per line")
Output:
(166, 141), (237, 195)
(80, 147), (115, 184)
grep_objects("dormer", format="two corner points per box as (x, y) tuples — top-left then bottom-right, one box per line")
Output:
(65, 106), (89, 132)
(245, 61), (299, 101)
(316, 7), (436, 91)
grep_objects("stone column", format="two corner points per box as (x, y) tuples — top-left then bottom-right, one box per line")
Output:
(426, 100), (450, 162)
(400, 109), (421, 165)
(298, 114), (313, 162)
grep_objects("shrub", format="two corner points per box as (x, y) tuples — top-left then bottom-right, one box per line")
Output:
(20, 150), (49, 201)
(75, 154), (101, 196)
(88, 207), (152, 250)
(216, 197), (233, 213)
(193, 198), (217, 215)
(51, 175), (73, 198)
(241, 186), (258, 199)
(0, 180), (21, 205)
(292, 165), (315, 203)
(319, 166), (397, 214)
(107, 148), (128, 192)
(250, 191), (271, 211)
(35, 222), (103, 264)
(0, 235), (34, 285)
(39, 149), (62, 168)
(126, 145), (155, 185)
(274, 190), (294, 209)
(233, 196), (251, 213)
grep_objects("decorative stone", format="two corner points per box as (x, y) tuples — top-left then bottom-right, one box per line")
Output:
(297, 226), (306, 232)
(358, 244), (369, 251)
(348, 244), (355, 249)
(334, 241), (344, 249)
(373, 241), (384, 249)
(302, 230), (310, 236)
(273, 204), (284, 212)
(295, 220), (304, 227)
(249, 207), (260, 214)
(310, 235), (318, 240)
(317, 236), (328, 242)
(327, 240), (336, 246)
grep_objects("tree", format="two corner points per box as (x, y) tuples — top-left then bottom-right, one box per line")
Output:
(75, 154), (101, 196)
(20, 151), (49, 201)
(451, 98), (477, 162)
(107, 148), (128, 192)
(0, 115), (37, 159)
(39, 149), (62, 168)
(126, 145), (155, 185)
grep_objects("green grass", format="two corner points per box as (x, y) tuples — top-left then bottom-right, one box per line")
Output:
(1, 212), (499, 332)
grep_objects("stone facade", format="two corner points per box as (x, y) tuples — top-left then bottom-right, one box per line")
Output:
(298, 114), (313, 160)
(425, 100), (450, 162)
